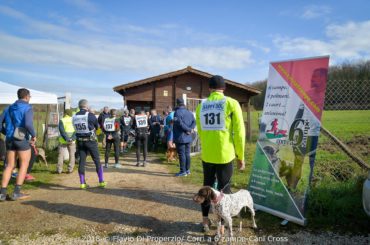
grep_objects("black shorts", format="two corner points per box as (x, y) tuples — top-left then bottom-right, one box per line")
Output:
(121, 132), (129, 142)
(6, 139), (31, 151)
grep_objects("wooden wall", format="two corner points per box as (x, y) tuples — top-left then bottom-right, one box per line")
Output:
(124, 83), (153, 102)
(154, 78), (173, 112)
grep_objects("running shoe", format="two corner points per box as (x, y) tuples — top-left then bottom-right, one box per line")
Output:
(0, 193), (6, 202)
(104, 163), (109, 168)
(25, 174), (36, 181)
(98, 181), (107, 188)
(202, 224), (210, 233)
(175, 172), (187, 177)
(186, 170), (191, 175)
(80, 183), (89, 189)
(114, 163), (122, 169)
(9, 192), (30, 201)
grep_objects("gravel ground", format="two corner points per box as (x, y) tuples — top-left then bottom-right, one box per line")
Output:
(0, 152), (368, 244)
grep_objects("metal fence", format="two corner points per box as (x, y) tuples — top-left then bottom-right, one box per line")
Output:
(324, 80), (370, 110)
(186, 98), (202, 155)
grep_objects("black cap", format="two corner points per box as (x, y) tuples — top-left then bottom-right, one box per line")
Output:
(209, 75), (225, 89)
(176, 98), (185, 106)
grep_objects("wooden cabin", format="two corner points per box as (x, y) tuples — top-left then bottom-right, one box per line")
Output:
(113, 66), (260, 111)
(113, 66), (261, 140)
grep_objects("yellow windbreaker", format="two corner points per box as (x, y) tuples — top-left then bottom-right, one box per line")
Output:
(196, 91), (245, 164)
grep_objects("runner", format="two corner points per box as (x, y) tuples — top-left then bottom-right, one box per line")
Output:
(195, 75), (246, 232)
(133, 110), (149, 167)
(0, 88), (36, 201)
(149, 109), (161, 152)
(103, 109), (121, 168)
(73, 99), (106, 189)
(120, 110), (133, 154)
(98, 106), (110, 149)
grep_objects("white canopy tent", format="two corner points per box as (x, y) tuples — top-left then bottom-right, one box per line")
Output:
(0, 81), (58, 105)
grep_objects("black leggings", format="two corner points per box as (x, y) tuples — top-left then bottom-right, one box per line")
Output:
(136, 134), (148, 163)
(201, 161), (233, 217)
(77, 141), (101, 175)
(105, 137), (120, 164)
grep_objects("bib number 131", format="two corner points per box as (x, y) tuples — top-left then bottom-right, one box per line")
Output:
(203, 113), (221, 125)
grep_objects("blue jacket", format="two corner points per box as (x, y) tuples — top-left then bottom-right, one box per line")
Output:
(149, 114), (162, 133)
(0, 100), (35, 140)
(173, 106), (196, 144)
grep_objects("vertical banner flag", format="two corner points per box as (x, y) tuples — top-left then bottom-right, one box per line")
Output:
(247, 56), (329, 225)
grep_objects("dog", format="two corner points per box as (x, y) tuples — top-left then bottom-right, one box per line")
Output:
(193, 186), (257, 240)
(166, 147), (177, 162)
(35, 147), (48, 167)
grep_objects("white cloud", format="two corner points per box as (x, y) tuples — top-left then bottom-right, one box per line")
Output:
(245, 40), (270, 53)
(302, 5), (331, 20)
(0, 32), (253, 71)
(274, 20), (370, 61)
(0, 5), (73, 39)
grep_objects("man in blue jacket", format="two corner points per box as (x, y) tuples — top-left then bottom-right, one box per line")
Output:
(0, 88), (36, 201)
(173, 98), (196, 177)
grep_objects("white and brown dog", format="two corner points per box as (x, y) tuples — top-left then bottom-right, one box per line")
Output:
(193, 186), (257, 239)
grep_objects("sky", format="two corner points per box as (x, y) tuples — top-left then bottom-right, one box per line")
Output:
(0, 0), (369, 109)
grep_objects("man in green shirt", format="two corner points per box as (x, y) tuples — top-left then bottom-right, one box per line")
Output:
(196, 75), (246, 232)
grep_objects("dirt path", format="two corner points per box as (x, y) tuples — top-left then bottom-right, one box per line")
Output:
(0, 152), (254, 244)
(0, 153), (368, 244)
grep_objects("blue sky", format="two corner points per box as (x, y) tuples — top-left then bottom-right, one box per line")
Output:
(0, 0), (369, 109)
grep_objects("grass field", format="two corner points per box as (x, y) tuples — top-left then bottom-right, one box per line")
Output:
(1, 110), (368, 233)
(164, 110), (370, 233)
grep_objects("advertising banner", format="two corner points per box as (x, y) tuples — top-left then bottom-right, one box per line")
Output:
(248, 56), (329, 225)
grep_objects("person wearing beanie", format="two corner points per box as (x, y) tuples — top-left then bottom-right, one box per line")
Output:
(73, 99), (106, 189)
(173, 98), (196, 177)
(195, 75), (246, 234)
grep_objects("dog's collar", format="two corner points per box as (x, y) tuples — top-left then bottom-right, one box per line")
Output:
(212, 192), (224, 204)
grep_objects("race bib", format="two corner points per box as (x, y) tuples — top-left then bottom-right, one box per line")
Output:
(104, 118), (116, 132)
(123, 116), (131, 126)
(73, 112), (90, 134)
(200, 98), (226, 131)
(135, 115), (148, 128)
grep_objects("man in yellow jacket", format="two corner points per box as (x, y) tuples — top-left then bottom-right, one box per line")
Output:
(57, 109), (76, 174)
(196, 75), (246, 233)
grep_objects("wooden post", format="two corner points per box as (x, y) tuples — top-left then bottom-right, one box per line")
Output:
(43, 104), (50, 149)
(246, 99), (252, 142)
(152, 82), (156, 109)
(172, 77), (177, 108)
